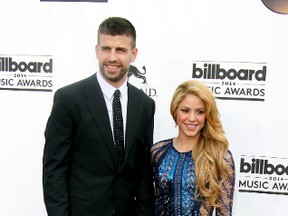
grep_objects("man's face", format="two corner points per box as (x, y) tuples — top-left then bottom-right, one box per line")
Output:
(96, 34), (138, 88)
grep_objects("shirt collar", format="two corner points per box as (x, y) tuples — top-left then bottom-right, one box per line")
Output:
(96, 72), (128, 100)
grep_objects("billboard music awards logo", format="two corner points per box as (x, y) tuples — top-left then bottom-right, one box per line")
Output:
(192, 61), (267, 101)
(239, 155), (288, 195)
(128, 65), (157, 98)
(0, 54), (53, 92)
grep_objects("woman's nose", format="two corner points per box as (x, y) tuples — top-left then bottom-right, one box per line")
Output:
(188, 112), (196, 121)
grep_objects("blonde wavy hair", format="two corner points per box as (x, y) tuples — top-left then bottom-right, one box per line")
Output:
(170, 80), (229, 207)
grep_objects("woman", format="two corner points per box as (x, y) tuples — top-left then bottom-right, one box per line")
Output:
(151, 80), (235, 216)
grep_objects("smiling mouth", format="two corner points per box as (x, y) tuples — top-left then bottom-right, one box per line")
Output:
(185, 124), (197, 130)
(105, 64), (120, 69)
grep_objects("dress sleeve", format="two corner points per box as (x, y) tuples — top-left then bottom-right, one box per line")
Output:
(216, 150), (236, 216)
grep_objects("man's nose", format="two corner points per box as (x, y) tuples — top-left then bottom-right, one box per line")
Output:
(107, 50), (117, 61)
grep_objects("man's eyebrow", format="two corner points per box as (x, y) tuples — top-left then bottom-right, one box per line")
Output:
(116, 47), (128, 51)
(99, 45), (110, 49)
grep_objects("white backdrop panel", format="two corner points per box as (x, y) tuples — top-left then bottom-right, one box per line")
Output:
(0, 0), (287, 215)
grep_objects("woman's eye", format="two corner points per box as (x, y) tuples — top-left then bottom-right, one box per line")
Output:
(197, 110), (205, 115)
(181, 109), (189, 113)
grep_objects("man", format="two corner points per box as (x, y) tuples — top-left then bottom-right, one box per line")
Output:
(43, 17), (155, 216)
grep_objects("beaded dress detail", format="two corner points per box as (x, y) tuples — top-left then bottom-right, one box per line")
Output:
(151, 139), (235, 216)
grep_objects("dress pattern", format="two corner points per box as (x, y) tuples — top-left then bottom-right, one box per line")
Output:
(151, 139), (235, 216)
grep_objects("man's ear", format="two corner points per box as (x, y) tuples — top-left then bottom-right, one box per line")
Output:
(130, 48), (138, 63)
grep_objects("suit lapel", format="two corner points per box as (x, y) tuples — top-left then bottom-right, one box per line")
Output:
(125, 84), (143, 160)
(82, 74), (117, 166)
(82, 76), (143, 169)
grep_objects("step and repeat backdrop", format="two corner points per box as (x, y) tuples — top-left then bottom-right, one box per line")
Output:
(1, 0), (288, 215)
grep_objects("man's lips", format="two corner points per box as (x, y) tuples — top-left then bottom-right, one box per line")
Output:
(105, 64), (120, 69)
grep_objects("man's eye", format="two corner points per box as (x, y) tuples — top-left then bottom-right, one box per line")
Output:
(117, 49), (126, 53)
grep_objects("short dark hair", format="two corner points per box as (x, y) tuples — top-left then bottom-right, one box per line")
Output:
(98, 17), (136, 48)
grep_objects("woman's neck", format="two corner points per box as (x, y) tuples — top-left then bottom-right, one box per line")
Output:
(173, 136), (199, 153)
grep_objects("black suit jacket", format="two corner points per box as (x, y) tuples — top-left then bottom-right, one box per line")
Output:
(43, 74), (155, 216)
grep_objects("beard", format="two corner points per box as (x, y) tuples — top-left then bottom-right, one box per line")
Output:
(99, 64), (128, 83)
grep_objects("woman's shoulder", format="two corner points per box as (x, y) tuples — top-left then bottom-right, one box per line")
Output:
(151, 138), (173, 156)
(152, 138), (173, 148)
(223, 149), (235, 168)
(224, 149), (234, 159)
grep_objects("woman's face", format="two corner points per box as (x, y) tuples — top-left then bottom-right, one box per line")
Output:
(176, 94), (206, 140)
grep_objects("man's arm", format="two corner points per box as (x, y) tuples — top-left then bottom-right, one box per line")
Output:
(43, 89), (74, 216)
(136, 99), (155, 216)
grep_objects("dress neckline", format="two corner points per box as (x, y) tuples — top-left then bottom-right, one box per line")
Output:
(171, 139), (192, 155)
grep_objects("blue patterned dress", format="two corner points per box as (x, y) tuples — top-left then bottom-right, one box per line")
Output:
(151, 139), (235, 216)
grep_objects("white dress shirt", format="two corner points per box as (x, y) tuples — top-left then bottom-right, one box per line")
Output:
(96, 72), (127, 146)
